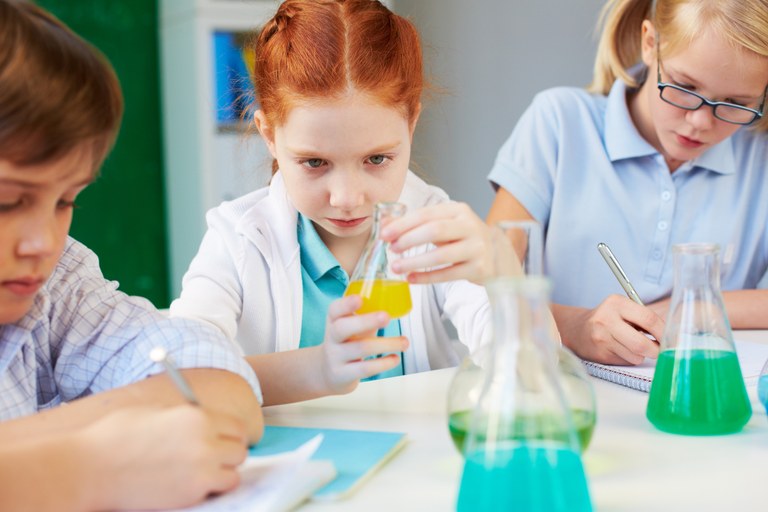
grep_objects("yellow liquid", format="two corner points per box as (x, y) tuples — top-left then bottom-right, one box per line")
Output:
(345, 279), (412, 318)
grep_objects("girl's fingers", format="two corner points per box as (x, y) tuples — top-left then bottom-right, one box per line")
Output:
(341, 336), (409, 360)
(609, 322), (658, 364)
(381, 202), (461, 238)
(392, 238), (482, 274)
(326, 309), (390, 343)
(327, 294), (363, 321)
(383, 203), (481, 249)
(345, 354), (403, 381)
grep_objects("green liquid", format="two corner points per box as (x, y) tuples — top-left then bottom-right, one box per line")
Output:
(448, 409), (595, 454)
(646, 349), (751, 435)
(457, 442), (592, 512)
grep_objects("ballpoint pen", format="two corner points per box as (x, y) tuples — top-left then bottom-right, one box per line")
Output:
(150, 346), (200, 405)
(597, 242), (644, 305)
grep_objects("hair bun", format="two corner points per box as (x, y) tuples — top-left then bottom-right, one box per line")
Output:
(274, 3), (300, 31)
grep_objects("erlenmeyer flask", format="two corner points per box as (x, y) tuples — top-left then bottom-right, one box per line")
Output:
(447, 221), (596, 453)
(344, 202), (412, 318)
(456, 277), (592, 512)
(758, 358), (768, 417)
(646, 243), (751, 435)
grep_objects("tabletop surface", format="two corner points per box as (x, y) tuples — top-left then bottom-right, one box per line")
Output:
(262, 331), (768, 512)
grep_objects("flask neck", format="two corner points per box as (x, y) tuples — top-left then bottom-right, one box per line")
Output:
(486, 277), (554, 363)
(672, 244), (721, 293)
(370, 202), (406, 240)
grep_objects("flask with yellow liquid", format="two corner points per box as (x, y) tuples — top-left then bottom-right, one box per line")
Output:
(344, 202), (412, 318)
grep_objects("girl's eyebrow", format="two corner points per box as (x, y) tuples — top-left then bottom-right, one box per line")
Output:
(667, 69), (762, 102)
(287, 141), (403, 156)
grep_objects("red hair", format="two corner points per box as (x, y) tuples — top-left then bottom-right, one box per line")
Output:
(252, 0), (423, 132)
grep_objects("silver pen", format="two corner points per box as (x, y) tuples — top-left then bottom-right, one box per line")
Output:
(597, 242), (644, 305)
(150, 346), (200, 405)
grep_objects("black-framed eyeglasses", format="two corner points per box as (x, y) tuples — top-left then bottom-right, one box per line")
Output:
(656, 41), (766, 126)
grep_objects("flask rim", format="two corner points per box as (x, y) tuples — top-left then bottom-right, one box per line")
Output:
(485, 275), (551, 294)
(672, 242), (720, 254)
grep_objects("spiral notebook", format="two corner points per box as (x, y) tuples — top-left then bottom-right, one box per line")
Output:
(582, 338), (768, 393)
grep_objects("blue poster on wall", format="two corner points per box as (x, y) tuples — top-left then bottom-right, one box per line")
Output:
(213, 31), (256, 127)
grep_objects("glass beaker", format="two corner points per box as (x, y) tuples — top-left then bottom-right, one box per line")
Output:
(455, 277), (593, 512)
(646, 243), (751, 435)
(758, 358), (768, 417)
(447, 221), (596, 453)
(344, 202), (412, 318)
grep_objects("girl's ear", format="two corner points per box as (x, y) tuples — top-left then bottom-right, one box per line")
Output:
(409, 102), (422, 140)
(254, 110), (278, 158)
(640, 20), (656, 68)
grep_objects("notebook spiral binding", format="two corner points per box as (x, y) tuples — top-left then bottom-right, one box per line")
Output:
(582, 361), (652, 393)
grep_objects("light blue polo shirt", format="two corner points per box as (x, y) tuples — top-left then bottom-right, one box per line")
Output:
(488, 76), (768, 309)
(297, 214), (404, 380)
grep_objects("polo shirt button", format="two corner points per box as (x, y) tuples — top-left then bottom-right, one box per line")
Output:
(661, 190), (671, 201)
(653, 250), (662, 260)
(658, 221), (668, 231)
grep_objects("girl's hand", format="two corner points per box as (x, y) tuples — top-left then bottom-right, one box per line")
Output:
(381, 201), (494, 286)
(556, 295), (665, 365)
(321, 295), (410, 395)
(82, 405), (249, 511)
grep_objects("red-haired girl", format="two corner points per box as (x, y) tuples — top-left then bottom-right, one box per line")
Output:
(171, 0), (498, 405)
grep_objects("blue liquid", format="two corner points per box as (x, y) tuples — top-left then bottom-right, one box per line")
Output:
(758, 375), (768, 415)
(456, 442), (592, 512)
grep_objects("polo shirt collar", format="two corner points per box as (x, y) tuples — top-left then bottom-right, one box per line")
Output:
(297, 213), (343, 282)
(604, 69), (736, 175)
(604, 77), (658, 162)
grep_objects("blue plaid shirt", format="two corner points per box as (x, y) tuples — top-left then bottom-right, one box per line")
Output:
(0, 238), (262, 421)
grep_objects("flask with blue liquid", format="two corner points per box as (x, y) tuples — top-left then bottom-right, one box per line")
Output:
(455, 277), (592, 512)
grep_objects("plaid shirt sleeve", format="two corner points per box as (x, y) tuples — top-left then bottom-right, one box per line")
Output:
(48, 239), (262, 404)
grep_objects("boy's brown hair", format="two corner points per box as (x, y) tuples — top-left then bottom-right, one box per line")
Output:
(0, 0), (124, 171)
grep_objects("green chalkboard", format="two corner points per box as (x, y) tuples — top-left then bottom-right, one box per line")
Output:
(37, 0), (170, 307)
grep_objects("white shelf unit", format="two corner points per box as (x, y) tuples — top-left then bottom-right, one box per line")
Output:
(160, 0), (276, 298)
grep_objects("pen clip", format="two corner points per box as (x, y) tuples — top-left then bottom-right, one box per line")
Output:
(597, 243), (644, 306)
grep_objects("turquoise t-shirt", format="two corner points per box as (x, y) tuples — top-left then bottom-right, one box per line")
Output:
(297, 214), (403, 380)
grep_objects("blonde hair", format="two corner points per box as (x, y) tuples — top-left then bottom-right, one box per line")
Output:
(589, 0), (768, 131)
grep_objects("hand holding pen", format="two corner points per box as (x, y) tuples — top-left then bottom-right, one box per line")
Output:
(597, 243), (644, 306)
(596, 242), (664, 350)
(150, 346), (201, 405)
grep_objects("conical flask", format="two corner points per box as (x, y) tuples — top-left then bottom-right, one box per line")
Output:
(456, 277), (593, 512)
(447, 221), (596, 453)
(646, 243), (751, 435)
(344, 202), (412, 318)
(758, 357), (768, 418)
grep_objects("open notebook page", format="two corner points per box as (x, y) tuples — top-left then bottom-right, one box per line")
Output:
(583, 338), (768, 393)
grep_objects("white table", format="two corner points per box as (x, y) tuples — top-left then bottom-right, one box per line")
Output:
(262, 331), (768, 511)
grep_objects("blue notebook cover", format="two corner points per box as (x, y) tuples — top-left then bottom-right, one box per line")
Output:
(249, 426), (407, 501)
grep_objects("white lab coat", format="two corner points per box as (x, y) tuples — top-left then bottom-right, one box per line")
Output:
(170, 171), (491, 373)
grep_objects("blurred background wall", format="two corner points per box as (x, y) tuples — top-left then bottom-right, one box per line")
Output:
(392, 0), (605, 216)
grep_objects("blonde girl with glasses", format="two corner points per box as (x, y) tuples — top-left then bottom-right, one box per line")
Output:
(487, 0), (768, 365)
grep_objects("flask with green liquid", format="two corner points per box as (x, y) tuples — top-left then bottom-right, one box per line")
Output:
(344, 202), (412, 318)
(448, 221), (596, 454)
(456, 277), (593, 512)
(646, 243), (751, 435)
